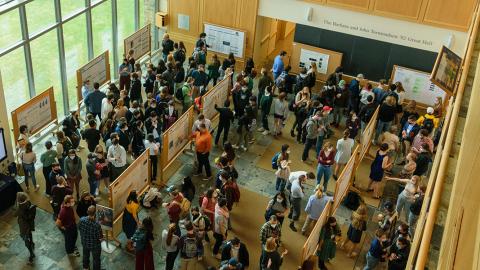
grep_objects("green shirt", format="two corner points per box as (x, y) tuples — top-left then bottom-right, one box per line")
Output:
(260, 95), (273, 114)
(40, 149), (58, 167)
(182, 83), (192, 105)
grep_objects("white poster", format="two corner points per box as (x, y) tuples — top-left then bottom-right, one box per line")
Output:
(167, 110), (192, 161)
(78, 52), (109, 102)
(16, 95), (53, 135)
(299, 48), (330, 74)
(178, 14), (190, 31)
(204, 23), (245, 58)
(392, 66), (446, 106)
(124, 24), (151, 60)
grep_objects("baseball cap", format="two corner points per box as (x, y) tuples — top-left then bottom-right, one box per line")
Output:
(427, 107), (434, 114)
(322, 106), (333, 112)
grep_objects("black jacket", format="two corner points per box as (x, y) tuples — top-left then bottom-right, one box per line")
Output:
(130, 79), (142, 101)
(221, 242), (250, 267)
(82, 128), (101, 151)
(215, 105), (234, 125)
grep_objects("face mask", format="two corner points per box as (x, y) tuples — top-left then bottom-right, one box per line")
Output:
(270, 223), (277, 228)
(277, 198), (283, 203)
(124, 127), (128, 131)
(69, 156), (75, 160)
(396, 243), (403, 250)
(242, 87), (247, 91)
(70, 201), (75, 207)
(286, 150), (291, 154)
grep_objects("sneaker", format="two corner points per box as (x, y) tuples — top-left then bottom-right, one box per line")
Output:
(198, 256), (203, 261)
(262, 130), (269, 136)
(241, 146), (247, 152)
(69, 250), (80, 257)
(249, 139), (255, 144)
(257, 127), (265, 132)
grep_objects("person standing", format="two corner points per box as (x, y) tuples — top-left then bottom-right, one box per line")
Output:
(162, 223), (180, 270)
(272, 92), (288, 137)
(301, 186), (332, 235)
(408, 185), (426, 237)
(191, 124), (213, 180)
(144, 134), (160, 182)
(21, 142), (39, 192)
(316, 217), (342, 270)
(258, 86), (273, 135)
(387, 237), (410, 270)
(76, 192), (96, 218)
(316, 142), (336, 191)
(213, 198), (229, 259)
(259, 215), (282, 251)
(272, 51), (286, 80)
(133, 217), (155, 270)
(348, 74), (363, 113)
(375, 96), (397, 144)
(178, 221), (202, 270)
(101, 93), (114, 120)
(82, 119), (102, 153)
(260, 237), (287, 270)
(50, 175), (71, 219)
(123, 191), (140, 253)
(302, 111), (322, 163)
(215, 101), (235, 145)
(84, 83), (106, 121)
(40, 141), (57, 197)
(363, 229), (389, 270)
(332, 80), (349, 127)
(119, 59), (132, 91)
(64, 149), (82, 201)
(56, 195), (80, 257)
(85, 153), (100, 198)
(107, 136), (127, 181)
(288, 174), (306, 232)
(78, 205), (103, 270)
(16, 192), (36, 265)
(368, 143), (392, 199)
(334, 130), (354, 179)
(341, 204), (368, 258)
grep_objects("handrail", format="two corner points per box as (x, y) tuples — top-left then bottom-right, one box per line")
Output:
(413, 2), (480, 268)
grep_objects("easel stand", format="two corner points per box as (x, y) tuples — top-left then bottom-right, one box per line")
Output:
(101, 230), (119, 253)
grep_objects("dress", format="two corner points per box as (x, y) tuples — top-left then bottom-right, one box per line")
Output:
(369, 150), (387, 182)
(334, 138), (354, 164)
(122, 203), (139, 239)
(347, 221), (366, 243)
(317, 225), (341, 261)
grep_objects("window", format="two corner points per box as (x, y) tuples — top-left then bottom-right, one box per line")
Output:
(139, 0), (146, 26)
(92, 0), (114, 77)
(26, 0), (56, 35)
(117, 0), (135, 64)
(63, 14), (88, 111)
(0, 9), (22, 51)
(61, 0), (86, 19)
(0, 48), (29, 123)
(30, 30), (64, 118)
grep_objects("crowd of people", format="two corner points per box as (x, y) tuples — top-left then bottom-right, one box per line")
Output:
(12, 31), (442, 270)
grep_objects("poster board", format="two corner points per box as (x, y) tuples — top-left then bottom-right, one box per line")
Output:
(204, 23), (246, 59)
(431, 46), (462, 95)
(124, 24), (152, 61)
(291, 42), (343, 82)
(76, 51), (111, 104)
(11, 87), (57, 141)
(96, 204), (114, 231)
(202, 77), (230, 120)
(357, 106), (379, 167)
(301, 201), (332, 263)
(391, 65), (446, 107)
(299, 48), (330, 74)
(161, 106), (194, 177)
(109, 150), (150, 219)
(331, 146), (359, 215)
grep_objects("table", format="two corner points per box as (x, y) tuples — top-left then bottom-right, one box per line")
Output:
(0, 174), (22, 213)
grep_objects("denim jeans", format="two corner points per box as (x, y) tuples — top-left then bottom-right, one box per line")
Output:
(375, 120), (392, 142)
(408, 212), (419, 237)
(332, 106), (345, 125)
(396, 192), (413, 221)
(23, 163), (37, 188)
(276, 177), (287, 192)
(88, 180), (99, 196)
(289, 197), (302, 221)
(363, 252), (380, 270)
(316, 164), (332, 191)
(315, 135), (325, 157)
(166, 250), (179, 270)
(302, 138), (317, 161)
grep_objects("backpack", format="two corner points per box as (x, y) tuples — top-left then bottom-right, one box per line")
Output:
(132, 228), (147, 252)
(422, 115), (435, 133)
(231, 181), (241, 202)
(182, 236), (198, 258)
(180, 197), (191, 215)
(288, 99), (296, 112)
(60, 138), (73, 157)
(175, 86), (185, 101)
(271, 152), (281, 169)
(201, 215), (211, 230)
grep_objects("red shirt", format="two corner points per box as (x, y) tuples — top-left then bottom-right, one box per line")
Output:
(318, 150), (336, 166)
(58, 205), (76, 228)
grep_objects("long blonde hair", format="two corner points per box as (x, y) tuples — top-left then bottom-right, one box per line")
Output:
(351, 203), (368, 230)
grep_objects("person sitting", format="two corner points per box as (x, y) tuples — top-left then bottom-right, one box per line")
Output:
(221, 237), (250, 269)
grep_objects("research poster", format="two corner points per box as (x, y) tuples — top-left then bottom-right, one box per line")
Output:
(96, 205), (114, 231)
(202, 78), (229, 120)
(299, 48), (330, 74)
(204, 23), (245, 58)
(77, 51), (109, 103)
(167, 108), (193, 162)
(125, 24), (151, 60)
(15, 91), (53, 136)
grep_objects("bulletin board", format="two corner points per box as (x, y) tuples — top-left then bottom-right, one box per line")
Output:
(202, 76), (230, 120)
(124, 24), (152, 60)
(290, 42), (343, 82)
(76, 50), (111, 104)
(357, 106), (379, 168)
(109, 149), (150, 219)
(11, 87), (57, 141)
(331, 145), (359, 215)
(204, 23), (246, 59)
(160, 106), (195, 184)
(391, 65), (447, 107)
(301, 201), (332, 263)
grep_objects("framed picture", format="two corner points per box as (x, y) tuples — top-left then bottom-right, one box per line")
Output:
(431, 46), (462, 94)
(96, 204), (114, 231)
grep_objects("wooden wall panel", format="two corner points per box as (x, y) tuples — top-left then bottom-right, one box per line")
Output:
(424, 0), (476, 30)
(326, 0), (370, 10)
(168, 0), (200, 36)
(236, 0), (259, 58)
(373, 0), (424, 20)
(203, 0), (237, 27)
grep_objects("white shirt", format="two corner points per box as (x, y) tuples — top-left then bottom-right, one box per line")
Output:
(288, 171), (308, 183)
(107, 144), (127, 167)
(144, 140), (159, 156)
(101, 98), (113, 120)
(192, 119), (212, 133)
(291, 179), (305, 199)
(360, 89), (374, 105)
(273, 98), (288, 118)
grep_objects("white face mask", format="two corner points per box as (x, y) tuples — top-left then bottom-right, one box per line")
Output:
(270, 223), (277, 228)
(69, 156), (75, 160)
(277, 198), (283, 203)
(286, 150), (291, 154)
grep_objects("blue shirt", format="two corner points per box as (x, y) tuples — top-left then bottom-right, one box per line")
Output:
(84, 90), (106, 114)
(305, 194), (331, 219)
(272, 55), (284, 76)
(368, 238), (383, 258)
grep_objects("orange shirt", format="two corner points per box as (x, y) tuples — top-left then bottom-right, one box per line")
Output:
(192, 131), (212, 153)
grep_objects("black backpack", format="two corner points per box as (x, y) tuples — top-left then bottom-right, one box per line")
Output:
(175, 86), (185, 101)
(422, 115), (435, 133)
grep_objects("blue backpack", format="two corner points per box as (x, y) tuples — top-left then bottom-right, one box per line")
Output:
(271, 152), (281, 169)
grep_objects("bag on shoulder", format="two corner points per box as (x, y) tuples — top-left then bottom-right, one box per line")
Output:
(271, 152), (281, 170)
(182, 236), (198, 258)
(175, 86), (185, 101)
(16, 163), (25, 176)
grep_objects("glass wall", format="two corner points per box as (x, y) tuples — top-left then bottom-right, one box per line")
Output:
(0, 0), (149, 124)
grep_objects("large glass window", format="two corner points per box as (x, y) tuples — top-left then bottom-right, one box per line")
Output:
(61, 0), (86, 19)
(63, 14), (88, 111)
(0, 9), (22, 51)
(30, 30), (64, 118)
(139, 0), (146, 26)
(26, 0), (56, 35)
(0, 48), (29, 121)
(92, 0), (114, 77)
(117, 0), (135, 63)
